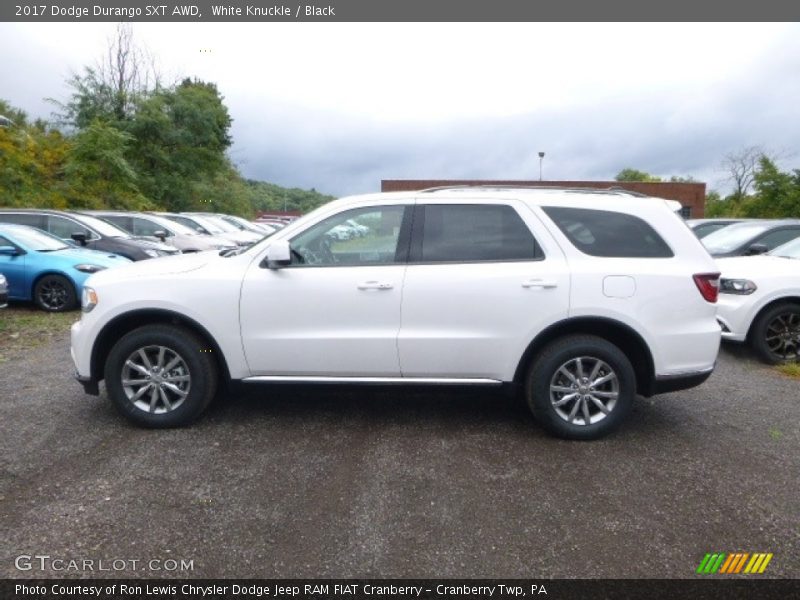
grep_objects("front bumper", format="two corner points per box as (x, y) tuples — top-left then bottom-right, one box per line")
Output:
(716, 294), (753, 342)
(71, 318), (98, 394)
(74, 371), (99, 395)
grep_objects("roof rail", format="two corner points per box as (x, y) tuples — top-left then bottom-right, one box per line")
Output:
(417, 184), (651, 197)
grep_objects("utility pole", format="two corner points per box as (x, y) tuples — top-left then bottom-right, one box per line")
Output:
(538, 151), (545, 181)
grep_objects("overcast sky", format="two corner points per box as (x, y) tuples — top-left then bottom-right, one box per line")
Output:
(1, 22), (799, 196)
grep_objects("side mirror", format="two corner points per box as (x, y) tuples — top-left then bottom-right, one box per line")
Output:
(71, 232), (88, 246)
(0, 245), (18, 256)
(153, 230), (167, 242)
(746, 243), (768, 256)
(264, 240), (291, 269)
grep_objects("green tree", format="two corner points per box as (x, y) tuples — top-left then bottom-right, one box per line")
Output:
(745, 157), (800, 218)
(0, 99), (69, 208)
(64, 119), (147, 209)
(54, 24), (156, 129)
(125, 79), (233, 210)
(615, 168), (662, 182)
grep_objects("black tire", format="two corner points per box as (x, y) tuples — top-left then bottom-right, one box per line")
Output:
(33, 274), (77, 312)
(526, 335), (636, 440)
(749, 302), (800, 364)
(104, 325), (218, 428)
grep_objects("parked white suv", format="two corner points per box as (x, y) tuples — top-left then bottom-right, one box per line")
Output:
(71, 188), (721, 439)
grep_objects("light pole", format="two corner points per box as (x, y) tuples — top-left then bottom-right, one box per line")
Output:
(538, 151), (545, 181)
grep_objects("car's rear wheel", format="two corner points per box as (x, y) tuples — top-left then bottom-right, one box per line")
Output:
(33, 274), (77, 312)
(104, 325), (218, 427)
(750, 302), (800, 364)
(526, 335), (635, 440)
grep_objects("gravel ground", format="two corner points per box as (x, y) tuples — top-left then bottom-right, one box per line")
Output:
(0, 331), (797, 579)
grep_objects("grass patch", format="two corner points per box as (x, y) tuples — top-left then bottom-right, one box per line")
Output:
(0, 304), (77, 363)
(775, 363), (800, 379)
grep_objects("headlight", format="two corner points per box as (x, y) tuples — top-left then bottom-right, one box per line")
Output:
(74, 264), (107, 274)
(81, 286), (98, 312)
(720, 278), (757, 295)
(144, 249), (160, 258)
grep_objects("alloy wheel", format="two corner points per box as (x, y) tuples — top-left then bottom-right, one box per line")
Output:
(765, 311), (800, 361)
(121, 345), (191, 414)
(549, 356), (619, 426)
(38, 280), (69, 310)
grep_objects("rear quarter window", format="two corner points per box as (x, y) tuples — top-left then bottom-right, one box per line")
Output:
(542, 206), (674, 258)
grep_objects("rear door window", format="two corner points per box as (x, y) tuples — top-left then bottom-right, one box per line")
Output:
(415, 204), (541, 263)
(542, 207), (673, 258)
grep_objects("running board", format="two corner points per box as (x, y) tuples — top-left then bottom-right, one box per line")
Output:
(241, 376), (503, 385)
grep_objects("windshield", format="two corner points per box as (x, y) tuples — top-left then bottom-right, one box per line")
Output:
(203, 215), (240, 233)
(147, 215), (196, 236)
(5, 226), (70, 251)
(770, 237), (800, 259)
(702, 222), (772, 254)
(171, 214), (225, 235)
(73, 213), (131, 238)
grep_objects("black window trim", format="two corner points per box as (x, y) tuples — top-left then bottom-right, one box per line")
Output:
(541, 205), (675, 259)
(278, 204), (414, 269)
(407, 203), (545, 265)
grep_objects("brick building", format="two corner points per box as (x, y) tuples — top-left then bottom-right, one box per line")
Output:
(381, 179), (707, 217)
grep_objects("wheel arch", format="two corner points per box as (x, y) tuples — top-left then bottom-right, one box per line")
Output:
(513, 316), (657, 397)
(90, 308), (231, 384)
(746, 295), (800, 340)
(31, 270), (78, 302)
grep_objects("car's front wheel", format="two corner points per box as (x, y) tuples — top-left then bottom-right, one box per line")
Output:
(104, 325), (218, 427)
(526, 335), (636, 440)
(750, 302), (800, 364)
(33, 274), (77, 312)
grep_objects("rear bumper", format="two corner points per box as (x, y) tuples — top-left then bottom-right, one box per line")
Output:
(649, 366), (714, 396)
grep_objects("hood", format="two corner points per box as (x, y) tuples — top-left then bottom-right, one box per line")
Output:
(46, 247), (132, 269)
(86, 248), (217, 285)
(716, 255), (799, 279)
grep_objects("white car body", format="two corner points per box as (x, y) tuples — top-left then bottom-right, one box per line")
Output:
(716, 255), (800, 342)
(71, 188), (721, 438)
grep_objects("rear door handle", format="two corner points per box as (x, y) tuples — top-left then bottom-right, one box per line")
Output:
(357, 281), (394, 290)
(522, 279), (557, 289)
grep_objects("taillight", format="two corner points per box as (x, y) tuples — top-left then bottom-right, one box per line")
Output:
(693, 273), (721, 303)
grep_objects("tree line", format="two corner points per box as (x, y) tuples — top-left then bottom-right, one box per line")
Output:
(616, 146), (799, 218)
(0, 26), (333, 217)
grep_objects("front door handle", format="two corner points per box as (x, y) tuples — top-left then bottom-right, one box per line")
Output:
(357, 281), (394, 290)
(522, 279), (557, 289)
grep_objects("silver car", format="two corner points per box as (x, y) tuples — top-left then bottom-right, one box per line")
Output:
(86, 211), (235, 253)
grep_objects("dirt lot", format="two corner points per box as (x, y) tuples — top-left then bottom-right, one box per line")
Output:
(0, 308), (798, 578)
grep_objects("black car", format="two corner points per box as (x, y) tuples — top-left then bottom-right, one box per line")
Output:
(0, 210), (180, 261)
(702, 219), (800, 257)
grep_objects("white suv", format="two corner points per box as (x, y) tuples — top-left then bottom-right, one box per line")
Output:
(71, 188), (721, 439)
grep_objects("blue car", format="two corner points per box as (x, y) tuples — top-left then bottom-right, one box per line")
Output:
(0, 223), (131, 312)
